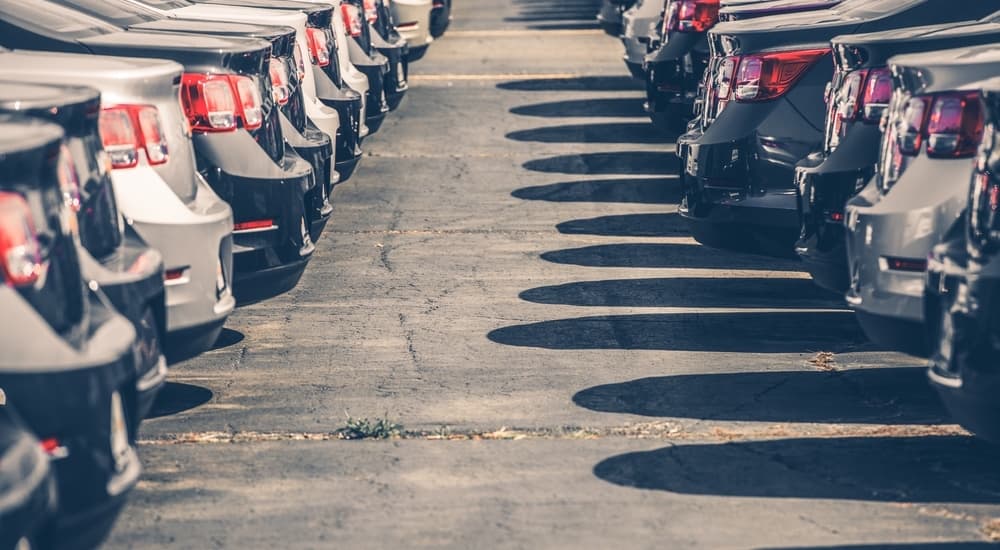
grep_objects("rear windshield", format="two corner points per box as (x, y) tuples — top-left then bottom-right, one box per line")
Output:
(55, 0), (161, 26)
(0, 0), (121, 37)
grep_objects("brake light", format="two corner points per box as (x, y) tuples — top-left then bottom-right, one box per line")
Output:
(861, 67), (892, 121)
(57, 144), (81, 212)
(341, 3), (363, 37)
(732, 48), (829, 102)
(895, 96), (928, 156)
(970, 128), (1000, 251)
(306, 27), (331, 68)
(926, 91), (983, 158)
(665, 0), (720, 33)
(364, 0), (378, 23)
(99, 105), (169, 169)
(269, 58), (290, 105)
(180, 73), (263, 132)
(0, 192), (42, 288)
(180, 74), (237, 132)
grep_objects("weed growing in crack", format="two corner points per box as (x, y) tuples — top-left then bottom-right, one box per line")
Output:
(338, 413), (402, 440)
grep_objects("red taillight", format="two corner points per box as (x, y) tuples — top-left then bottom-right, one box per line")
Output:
(709, 56), (738, 118)
(860, 67), (892, 121)
(364, 0), (378, 23)
(269, 58), (290, 105)
(896, 96), (928, 156)
(926, 91), (983, 158)
(306, 27), (331, 67)
(232, 76), (263, 130)
(0, 192), (42, 288)
(180, 73), (262, 132)
(180, 74), (237, 132)
(99, 105), (169, 168)
(732, 48), (830, 102)
(341, 3), (363, 37)
(665, 0), (720, 33)
(57, 144), (81, 212)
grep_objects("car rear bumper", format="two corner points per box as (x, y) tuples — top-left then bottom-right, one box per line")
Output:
(109, 167), (235, 354)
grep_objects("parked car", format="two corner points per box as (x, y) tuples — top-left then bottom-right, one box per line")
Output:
(621, 0), (663, 80)
(429, 0), (450, 38)
(795, 11), (1000, 293)
(344, 0), (409, 112)
(677, 0), (1000, 257)
(0, 48), (236, 360)
(598, 0), (629, 35)
(0, 403), (57, 550)
(845, 44), (1000, 356)
(0, 0), (319, 304)
(925, 76), (1000, 444)
(50, 0), (338, 239)
(391, 0), (433, 62)
(0, 113), (140, 550)
(0, 81), (168, 416)
(643, 0), (836, 131)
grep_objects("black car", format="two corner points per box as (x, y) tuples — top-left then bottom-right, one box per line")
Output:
(643, 0), (836, 132)
(366, 0), (410, 111)
(0, 81), (168, 420)
(796, 12), (1000, 293)
(0, 403), (57, 550)
(0, 0), (319, 303)
(429, 0), (451, 38)
(343, 0), (408, 113)
(188, 0), (368, 178)
(0, 114), (140, 550)
(676, 0), (1000, 257)
(50, 0), (338, 240)
(925, 81), (1000, 444)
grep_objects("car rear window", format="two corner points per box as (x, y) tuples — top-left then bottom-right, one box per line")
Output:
(0, 0), (121, 37)
(54, 0), (160, 26)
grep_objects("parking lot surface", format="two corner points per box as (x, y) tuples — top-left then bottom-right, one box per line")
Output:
(108, 0), (1000, 547)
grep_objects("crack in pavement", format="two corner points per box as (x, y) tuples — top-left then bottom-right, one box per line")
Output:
(138, 422), (969, 445)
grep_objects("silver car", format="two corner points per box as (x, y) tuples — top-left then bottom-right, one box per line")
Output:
(0, 50), (236, 359)
(621, 0), (663, 79)
(391, 0), (434, 61)
(845, 44), (999, 356)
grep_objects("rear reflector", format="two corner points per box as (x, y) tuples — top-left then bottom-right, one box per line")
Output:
(882, 256), (927, 272)
(233, 219), (277, 233)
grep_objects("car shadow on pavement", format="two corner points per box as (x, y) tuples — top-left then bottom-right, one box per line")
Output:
(557, 213), (687, 236)
(573, 367), (946, 424)
(506, 0), (602, 26)
(760, 544), (998, 549)
(523, 151), (678, 175)
(507, 122), (676, 144)
(511, 177), (681, 204)
(147, 382), (214, 419)
(510, 98), (646, 118)
(498, 76), (643, 92)
(520, 277), (842, 308)
(487, 311), (867, 353)
(593, 436), (1000, 503)
(540, 243), (803, 270)
(211, 328), (245, 351)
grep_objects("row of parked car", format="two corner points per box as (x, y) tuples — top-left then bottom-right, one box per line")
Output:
(601, 0), (1000, 444)
(0, 0), (452, 548)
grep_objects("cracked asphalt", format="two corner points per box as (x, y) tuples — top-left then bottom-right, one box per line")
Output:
(107, 0), (1000, 548)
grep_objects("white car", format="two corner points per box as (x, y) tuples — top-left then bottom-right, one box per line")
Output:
(0, 50), (236, 359)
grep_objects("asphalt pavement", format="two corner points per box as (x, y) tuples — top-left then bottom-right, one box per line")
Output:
(107, 0), (1000, 547)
